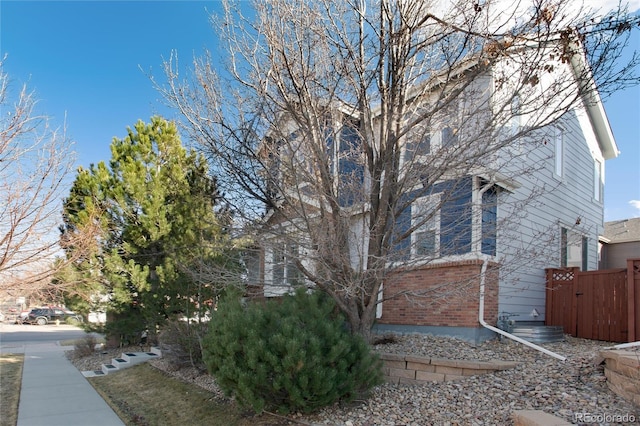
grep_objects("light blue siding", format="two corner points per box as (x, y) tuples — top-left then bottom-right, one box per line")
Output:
(496, 108), (605, 321)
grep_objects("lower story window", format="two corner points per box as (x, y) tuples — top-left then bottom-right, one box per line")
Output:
(561, 227), (588, 271)
(412, 194), (441, 257)
(270, 242), (304, 289)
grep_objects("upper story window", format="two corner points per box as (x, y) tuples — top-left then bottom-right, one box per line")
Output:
(437, 99), (460, 149)
(594, 159), (603, 202)
(411, 194), (441, 257)
(510, 94), (521, 135)
(553, 127), (563, 178)
(441, 126), (458, 147)
(336, 120), (362, 177)
(404, 132), (431, 162)
(325, 117), (364, 206)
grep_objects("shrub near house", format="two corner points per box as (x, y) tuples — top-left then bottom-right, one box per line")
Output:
(202, 288), (382, 414)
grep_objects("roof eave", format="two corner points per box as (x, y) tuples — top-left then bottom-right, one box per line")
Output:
(569, 49), (620, 160)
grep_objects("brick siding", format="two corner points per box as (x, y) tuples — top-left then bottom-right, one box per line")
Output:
(378, 260), (499, 328)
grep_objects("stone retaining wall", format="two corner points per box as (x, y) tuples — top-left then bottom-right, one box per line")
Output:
(599, 350), (640, 406)
(379, 352), (519, 384)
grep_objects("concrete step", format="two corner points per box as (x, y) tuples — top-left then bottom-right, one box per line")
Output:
(511, 326), (565, 343)
(120, 351), (160, 366)
(81, 347), (161, 377)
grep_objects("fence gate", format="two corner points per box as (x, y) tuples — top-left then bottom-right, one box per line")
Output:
(546, 259), (640, 343)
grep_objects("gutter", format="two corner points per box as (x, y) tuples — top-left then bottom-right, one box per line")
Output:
(478, 258), (567, 361)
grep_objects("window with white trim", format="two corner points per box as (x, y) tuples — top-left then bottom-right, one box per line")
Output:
(325, 117), (364, 207)
(268, 242), (304, 290)
(553, 128), (563, 178)
(594, 159), (603, 202)
(404, 132), (431, 161)
(561, 227), (588, 271)
(436, 99), (460, 149)
(510, 94), (521, 135)
(441, 126), (458, 147)
(411, 194), (441, 257)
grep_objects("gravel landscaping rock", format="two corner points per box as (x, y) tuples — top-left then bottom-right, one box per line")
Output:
(67, 334), (640, 425)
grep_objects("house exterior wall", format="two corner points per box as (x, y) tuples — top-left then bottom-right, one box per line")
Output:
(495, 106), (606, 322)
(600, 242), (640, 269)
(255, 54), (613, 340)
(377, 260), (499, 337)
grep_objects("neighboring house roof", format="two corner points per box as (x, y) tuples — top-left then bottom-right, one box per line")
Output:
(602, 218), (640, 244)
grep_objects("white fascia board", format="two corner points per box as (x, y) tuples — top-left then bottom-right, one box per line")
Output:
(569, 46), (619, 160)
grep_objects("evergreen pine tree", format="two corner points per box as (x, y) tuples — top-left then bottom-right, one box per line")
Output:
(58, 117), (241, 343)
(203, 288), (382, 414)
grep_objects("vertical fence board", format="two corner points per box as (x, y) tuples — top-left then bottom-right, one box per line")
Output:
(545, 269), (555, 326)
(636, 259), (640, 341)
(546, 265), (633, 343)
(582, 274), (594, 340)
(608, 275), (616, 342)
(614, 272), (626, 342)
(630, 259), (640, 342)
(545, 268), (576, 334)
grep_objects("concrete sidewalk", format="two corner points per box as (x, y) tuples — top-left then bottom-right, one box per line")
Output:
(16, 342), (124, 426)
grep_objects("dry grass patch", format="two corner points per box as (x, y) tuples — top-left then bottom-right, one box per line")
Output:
(88, 363), (292, 426)
(60, 334), (106, 348)
(0, 353), (24, 426)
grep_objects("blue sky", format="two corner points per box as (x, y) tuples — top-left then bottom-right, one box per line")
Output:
(1, 1), (639, 221)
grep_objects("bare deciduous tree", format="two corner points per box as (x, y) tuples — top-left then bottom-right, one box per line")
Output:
(158, 0), (639, 340)
(0, 61), (76, 297)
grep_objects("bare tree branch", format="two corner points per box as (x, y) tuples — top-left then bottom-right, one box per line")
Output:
(0, 59), (77, 296)
(156, 0), (639, 340)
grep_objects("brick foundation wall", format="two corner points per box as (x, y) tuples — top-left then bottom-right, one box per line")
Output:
(378, 260), (499, 328)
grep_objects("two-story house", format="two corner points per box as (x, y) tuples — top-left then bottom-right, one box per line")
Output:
(252, 41), (618, 343)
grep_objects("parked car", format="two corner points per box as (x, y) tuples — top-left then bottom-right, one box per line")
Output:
(17, 310), (30, 324)
(23, 308), (82, 325)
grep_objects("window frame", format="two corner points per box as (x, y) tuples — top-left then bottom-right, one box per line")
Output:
(593, 158), (603, 202)
(404, 131), (431, 162)
(441, 126), (458, 148)
(553, 127), (564, 179)
(560, 227), (588, 271)
(268, 241), (304, 290)
(411, 193), (441, 258)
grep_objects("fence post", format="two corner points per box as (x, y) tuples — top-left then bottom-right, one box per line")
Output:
(570, 267), (579, 337)
(545, 268), (553, 325)
(629, 259), (640, 343)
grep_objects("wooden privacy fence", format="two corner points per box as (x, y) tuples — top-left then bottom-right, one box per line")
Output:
(545, 259), (640, 343)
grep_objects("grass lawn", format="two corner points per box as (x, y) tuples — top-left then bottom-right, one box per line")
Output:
(0, 353), (24, 426)
(59, 335), (106, 347)
(88, 364), (292, 426)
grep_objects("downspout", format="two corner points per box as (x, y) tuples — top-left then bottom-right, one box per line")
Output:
(478, 258), (567, 361)
(606, 341), (640, 350)
(475, 178), (566, 361)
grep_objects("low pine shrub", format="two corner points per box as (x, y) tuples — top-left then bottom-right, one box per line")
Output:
(202, 288), (382, 414)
